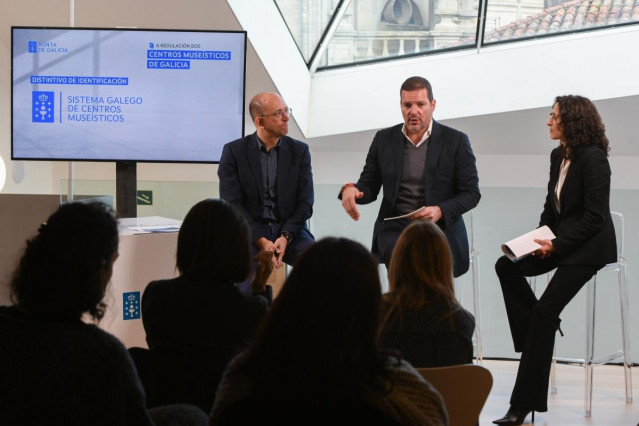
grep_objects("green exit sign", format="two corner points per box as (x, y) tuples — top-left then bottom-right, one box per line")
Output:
(136, 190), (152, 206)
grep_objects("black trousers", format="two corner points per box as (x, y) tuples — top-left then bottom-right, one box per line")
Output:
(495, 255), (598, 412)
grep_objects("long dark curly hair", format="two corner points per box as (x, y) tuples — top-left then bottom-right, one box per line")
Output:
(555, 95), (609, 160)
(10, 201), (118, 321)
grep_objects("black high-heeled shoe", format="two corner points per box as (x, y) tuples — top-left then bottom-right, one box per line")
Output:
(493, 406), (535, 425)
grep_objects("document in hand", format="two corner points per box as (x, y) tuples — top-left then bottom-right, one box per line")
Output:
(384, 206), (426, 221)
(501, 225), (557, 262)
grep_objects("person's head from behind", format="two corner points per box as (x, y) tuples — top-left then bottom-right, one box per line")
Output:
(10, 201), (118, 321)
(551, 95), (609, 157)
(176, 198), (251, 284)
(399, 76), (436, 138)
(388, 220), (456, 309)
(248, 237), (386, 395)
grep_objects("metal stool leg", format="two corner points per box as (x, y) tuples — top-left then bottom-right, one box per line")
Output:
(618, 259), (633, 403)
(471, 248), (483, 364)
(551, 344), (558, 394)
(584, 276), (597, 417)
(455, 249), (483, 364)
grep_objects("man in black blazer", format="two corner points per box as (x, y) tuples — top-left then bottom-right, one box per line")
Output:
(218, 92), (314, 282)
(339, 77), (480, 277)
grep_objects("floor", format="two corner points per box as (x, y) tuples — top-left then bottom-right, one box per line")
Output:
(479, 360), (638, 425)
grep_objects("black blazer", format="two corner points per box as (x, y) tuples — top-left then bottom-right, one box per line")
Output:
(353, 121), (480, 276)
(218, 133), (314, 242)
(539, 145), (616, 267)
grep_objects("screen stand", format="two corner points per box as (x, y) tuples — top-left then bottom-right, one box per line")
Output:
(116, 161), (137, 218)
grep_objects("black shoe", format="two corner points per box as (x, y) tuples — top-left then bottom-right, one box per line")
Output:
(493, 406), (535, 425)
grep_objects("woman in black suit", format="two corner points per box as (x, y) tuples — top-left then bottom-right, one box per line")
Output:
(493, 95), (616, 425)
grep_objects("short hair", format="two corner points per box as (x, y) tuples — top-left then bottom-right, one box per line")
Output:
(244, 237), (391, 403)
(400, 76), (434, 101)
(176, 198), (251, 283)
(554, 95), (610, 159)
(10, 201), (118, 321)
(248, 96), (264, 121)
(386, 220), (457, 310)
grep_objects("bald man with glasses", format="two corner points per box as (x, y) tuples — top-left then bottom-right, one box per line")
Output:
(218, 92), (315, 294)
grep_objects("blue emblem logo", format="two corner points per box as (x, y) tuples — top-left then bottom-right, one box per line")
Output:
(149, 42), (154, 49)
(32, 91), (54, 123)
(28, 41), (37, 53)
(123, 291), (141, 320)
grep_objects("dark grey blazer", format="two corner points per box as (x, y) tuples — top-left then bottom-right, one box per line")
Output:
(352, 121), (480, 276)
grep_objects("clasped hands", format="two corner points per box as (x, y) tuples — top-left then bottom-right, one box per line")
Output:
(340, 185), (442, 222)
(251, 236), (288, 294)
(255, 235), (289, 269)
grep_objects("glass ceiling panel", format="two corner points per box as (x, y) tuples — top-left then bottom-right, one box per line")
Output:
(316, 0), (479, 68)
(485, 0), (639, 44)
(275, 0), (639, 70)
(275, 0), (340, 62)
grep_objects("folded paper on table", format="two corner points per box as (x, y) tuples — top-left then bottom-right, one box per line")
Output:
(501, 225), (556, 262)
(118, 216), (182, 235)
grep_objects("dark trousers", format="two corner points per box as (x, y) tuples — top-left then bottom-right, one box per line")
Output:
(495, 255), (597, 412)
(236, 224), (315, 296)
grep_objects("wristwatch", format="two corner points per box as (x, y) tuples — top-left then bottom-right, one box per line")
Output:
(279, 231), (293, 244)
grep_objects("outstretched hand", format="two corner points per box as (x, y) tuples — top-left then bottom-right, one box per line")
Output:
(341, 186), (364, 221)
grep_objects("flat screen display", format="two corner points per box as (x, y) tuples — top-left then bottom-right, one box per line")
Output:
(11, 27), (246, 163)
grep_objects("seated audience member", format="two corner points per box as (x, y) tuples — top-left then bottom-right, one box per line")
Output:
(0, 201), (207, 425)
(131, 198), (269, 413)
(209, 237), (448, 426)
(379, 220), (475, 367)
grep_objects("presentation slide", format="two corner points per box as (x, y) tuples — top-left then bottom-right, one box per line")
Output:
(12, 27), (246, 163)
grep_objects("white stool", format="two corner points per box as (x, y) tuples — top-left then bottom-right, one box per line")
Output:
(530, 211), (632, 416)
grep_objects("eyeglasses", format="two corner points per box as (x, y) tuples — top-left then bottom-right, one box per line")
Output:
(261, 107), (292, 119)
